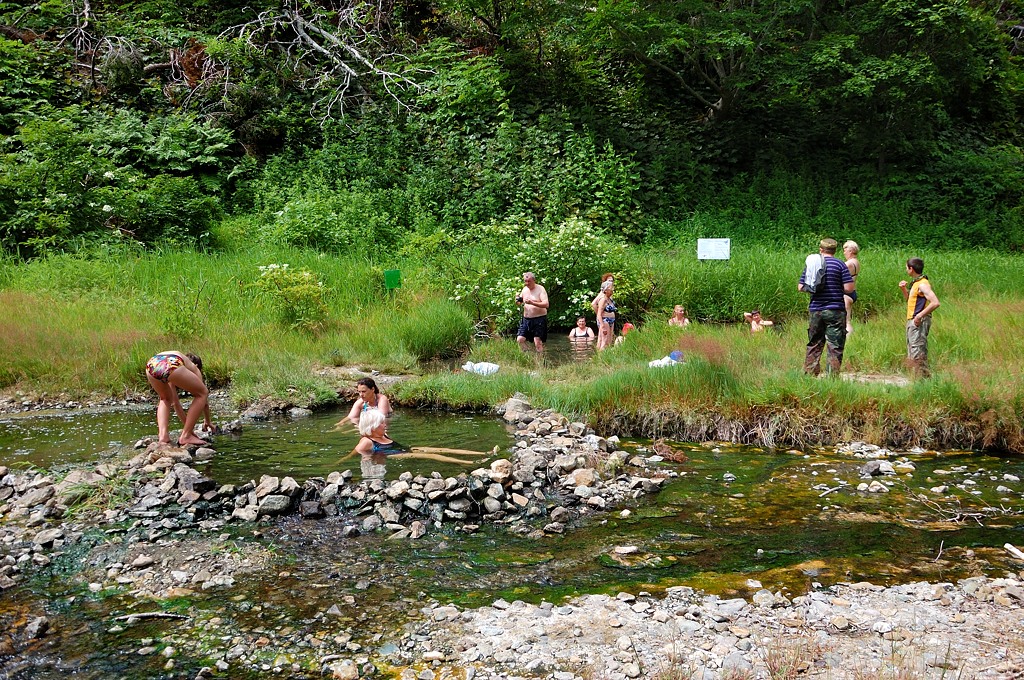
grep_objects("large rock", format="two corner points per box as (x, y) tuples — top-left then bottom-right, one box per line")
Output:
(255, 476), (281, 498)
(568, 468), (598, 487)
(257, 495), (293, 517)
(53, 470), (106, 504)
(32, 528), (64, 547)
(14, 485), (54, 509)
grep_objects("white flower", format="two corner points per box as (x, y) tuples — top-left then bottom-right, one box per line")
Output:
(103, 171), (115, 180)
(102, 205), (113, 212)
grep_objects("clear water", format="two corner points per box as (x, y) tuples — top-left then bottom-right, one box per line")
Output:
(2, 411), (1024, 680)
(0, 408), (514, 484)
(201, 409), (514, 484)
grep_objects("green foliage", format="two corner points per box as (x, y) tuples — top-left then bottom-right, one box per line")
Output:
(0, 109), (228, 254)
(0, 38), (67, 133)
(257, 190), (403, 252)
(250, 263), (329, 331)
(447, 216), (630, 329)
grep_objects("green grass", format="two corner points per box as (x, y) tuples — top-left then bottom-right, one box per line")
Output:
(2, 243), (1024, 450)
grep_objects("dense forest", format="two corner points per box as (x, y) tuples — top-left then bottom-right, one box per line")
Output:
(1, 0), (1023, 259)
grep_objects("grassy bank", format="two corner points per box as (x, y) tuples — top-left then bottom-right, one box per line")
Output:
(2, 245), (1023, 451)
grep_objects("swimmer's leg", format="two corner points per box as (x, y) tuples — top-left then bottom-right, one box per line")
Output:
(390, 451), (482, 465)
(412, 446), (499, 457)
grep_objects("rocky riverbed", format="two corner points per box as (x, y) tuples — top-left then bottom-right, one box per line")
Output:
(402, 575), (1024, 680)
(2, 395), (1023, 679)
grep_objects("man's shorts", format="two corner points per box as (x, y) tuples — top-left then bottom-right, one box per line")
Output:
(517, 315), (548, 343)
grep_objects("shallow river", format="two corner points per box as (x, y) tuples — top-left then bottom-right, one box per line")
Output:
(1, 408), (1022, 679)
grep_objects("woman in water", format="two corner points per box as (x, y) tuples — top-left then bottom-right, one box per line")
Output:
(145, 351), (211, 446)
(668, 305), (690, 328)
(567, 316), (595, 341)
(351, 409), (496, 478)
(339, 377), (392, 430)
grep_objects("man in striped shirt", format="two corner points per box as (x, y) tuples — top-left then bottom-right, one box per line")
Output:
(798, 238), (855, 376)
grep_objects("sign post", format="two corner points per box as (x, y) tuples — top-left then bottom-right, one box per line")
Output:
(383, 269), (402, 291)
(697, 238), (731, 260)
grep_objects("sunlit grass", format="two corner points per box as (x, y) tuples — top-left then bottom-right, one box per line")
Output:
(3, 244), (1024, 450)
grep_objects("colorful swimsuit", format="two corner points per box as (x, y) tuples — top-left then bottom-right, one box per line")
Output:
(371, 438), (406, 455)
(146, 353), (184, 383)
(602, 300), (618, 326)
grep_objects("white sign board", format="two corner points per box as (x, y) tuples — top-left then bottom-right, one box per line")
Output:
(697, 238), (731, 260)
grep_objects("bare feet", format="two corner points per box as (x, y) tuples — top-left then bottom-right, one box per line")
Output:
(178, 433), (207, 447)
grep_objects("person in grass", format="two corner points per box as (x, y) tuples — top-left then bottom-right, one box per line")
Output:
(843, 240), (861, 335)
(798, 238), (854, 376)
(351, 409), (497, 478)
(899, 256), (940, 377)
(744, 310), (774, 332)
(516, 271), (549, 353)
(337, 377), (392, 431)
(145, 351), (212, 446)
(668, 305), (691, 328)
(594, 280), (617, 351)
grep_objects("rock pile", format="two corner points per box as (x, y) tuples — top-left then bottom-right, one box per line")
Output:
(0, 396), (666, 591)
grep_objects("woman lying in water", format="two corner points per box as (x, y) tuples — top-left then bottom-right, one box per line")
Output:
(350, 409), (497, 467)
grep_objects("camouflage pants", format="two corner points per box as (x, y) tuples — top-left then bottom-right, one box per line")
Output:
(906, 317), (932, 377)
(804, 309), (847, 376)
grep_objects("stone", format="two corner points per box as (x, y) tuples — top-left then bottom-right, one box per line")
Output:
(230, 507), (258, 522)
(257, 495), (293, 517)
(255, 476), (281, 498)
(569, 468), (598, 487)
(25, 616), (49, 639)
(386, 481), (411, 499)
(299, 501), (324, 518)
(328, 660), (360, 680)
(489, 459), (513, 482)
(193, 447), (216, 462)
(14, 485), (54, 509)
(32, 528), (64, 547)
(279, 477), (301, 497)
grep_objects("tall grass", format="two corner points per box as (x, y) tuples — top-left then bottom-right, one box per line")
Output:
(3, 242), (1024, 449)
(0, 245), (470, 402)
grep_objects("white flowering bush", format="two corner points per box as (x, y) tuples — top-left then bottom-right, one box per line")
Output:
(448, 216), (631, 331)
(251, 264), (329, 331)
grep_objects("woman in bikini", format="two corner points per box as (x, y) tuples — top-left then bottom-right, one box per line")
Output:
(338, 377), (392, 430)
(351, 409), (496, 478)
(594, 281), (617, 351)
(145, 351), (211, 446)
(843, 240), (861, 334)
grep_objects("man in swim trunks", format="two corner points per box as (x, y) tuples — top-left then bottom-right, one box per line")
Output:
(516, 271), (549, 353)
(145, 351), (211, 446)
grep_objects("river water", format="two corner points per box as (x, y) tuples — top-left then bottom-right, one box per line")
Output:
(1, 408), (1023, 679)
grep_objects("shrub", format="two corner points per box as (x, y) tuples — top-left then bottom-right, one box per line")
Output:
(250, 263), (329, 331)
(258, 190), (403, 252)
(447, 216), (630, 330)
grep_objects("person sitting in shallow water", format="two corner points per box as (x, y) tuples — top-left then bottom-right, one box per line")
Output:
(568, 316), (595, 342)
(337, 377), (392, 431)
(350, 410), (498, 477)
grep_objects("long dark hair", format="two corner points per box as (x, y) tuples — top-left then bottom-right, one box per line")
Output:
(356, 377), (379, 394)
(186, 353), (203, 371)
